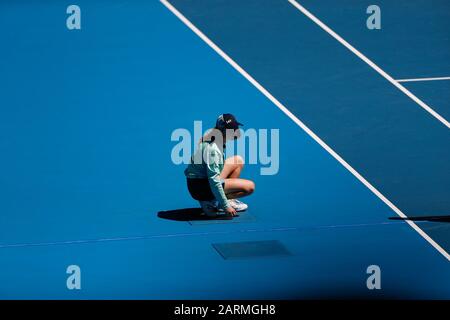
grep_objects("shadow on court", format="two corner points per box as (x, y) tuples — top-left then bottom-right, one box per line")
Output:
(389, 215), (450, 223)
(157, 208), (233, 221)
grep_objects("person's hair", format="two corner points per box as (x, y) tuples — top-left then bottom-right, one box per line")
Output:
(199, 127), (223, 144)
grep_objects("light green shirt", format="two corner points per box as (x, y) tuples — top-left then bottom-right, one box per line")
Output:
(184, 141), (229, 209)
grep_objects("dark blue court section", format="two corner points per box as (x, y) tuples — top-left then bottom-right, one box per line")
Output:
(0, 0), (448, 299)
(299, 0), (450, 131)
(300, 0), (450, 78)
(402, 81), (450, 122)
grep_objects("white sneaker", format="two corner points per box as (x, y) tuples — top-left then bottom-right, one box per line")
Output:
(199, 200), (218, 216)
(228, 199), (248, 212)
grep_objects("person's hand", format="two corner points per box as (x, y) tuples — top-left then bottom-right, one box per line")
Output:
(225, 206), (237, 216)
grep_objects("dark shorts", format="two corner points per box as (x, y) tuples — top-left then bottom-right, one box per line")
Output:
(186, 178), (225, 201)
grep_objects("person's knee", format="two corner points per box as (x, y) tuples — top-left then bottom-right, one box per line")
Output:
(245, 181), (255, 195)
(236, 156), (244, 169)
(233, 155), (244, 168)
(227, 156), (244, 168)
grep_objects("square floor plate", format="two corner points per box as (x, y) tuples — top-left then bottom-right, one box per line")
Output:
(212, 240), (292, 260)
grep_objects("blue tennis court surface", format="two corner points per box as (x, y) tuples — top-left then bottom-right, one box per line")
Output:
(0, 0), (449, 299)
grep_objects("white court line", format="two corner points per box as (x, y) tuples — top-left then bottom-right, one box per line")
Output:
(288, 0), (450, 129)
(397, 76), (450, 83)
(160, 0), (450, 261)
(0, 222), (404, 249)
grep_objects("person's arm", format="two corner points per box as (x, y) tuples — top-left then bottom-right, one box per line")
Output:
(204, 146), (230, 209)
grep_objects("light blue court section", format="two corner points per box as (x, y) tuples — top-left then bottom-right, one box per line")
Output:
(0, 0), (449, 298)
(1, 223), (450, 299)
(168, 0), (450, 254)
(0, 0), (403, 244)
(299, 0), (450, 78)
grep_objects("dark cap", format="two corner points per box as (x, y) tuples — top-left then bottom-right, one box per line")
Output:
(215, 113), (243, 130)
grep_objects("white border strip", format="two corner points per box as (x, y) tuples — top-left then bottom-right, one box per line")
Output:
(288, 0), (449, 129)
(397, 76), (450, 83)
(160, 0), (450, 261)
